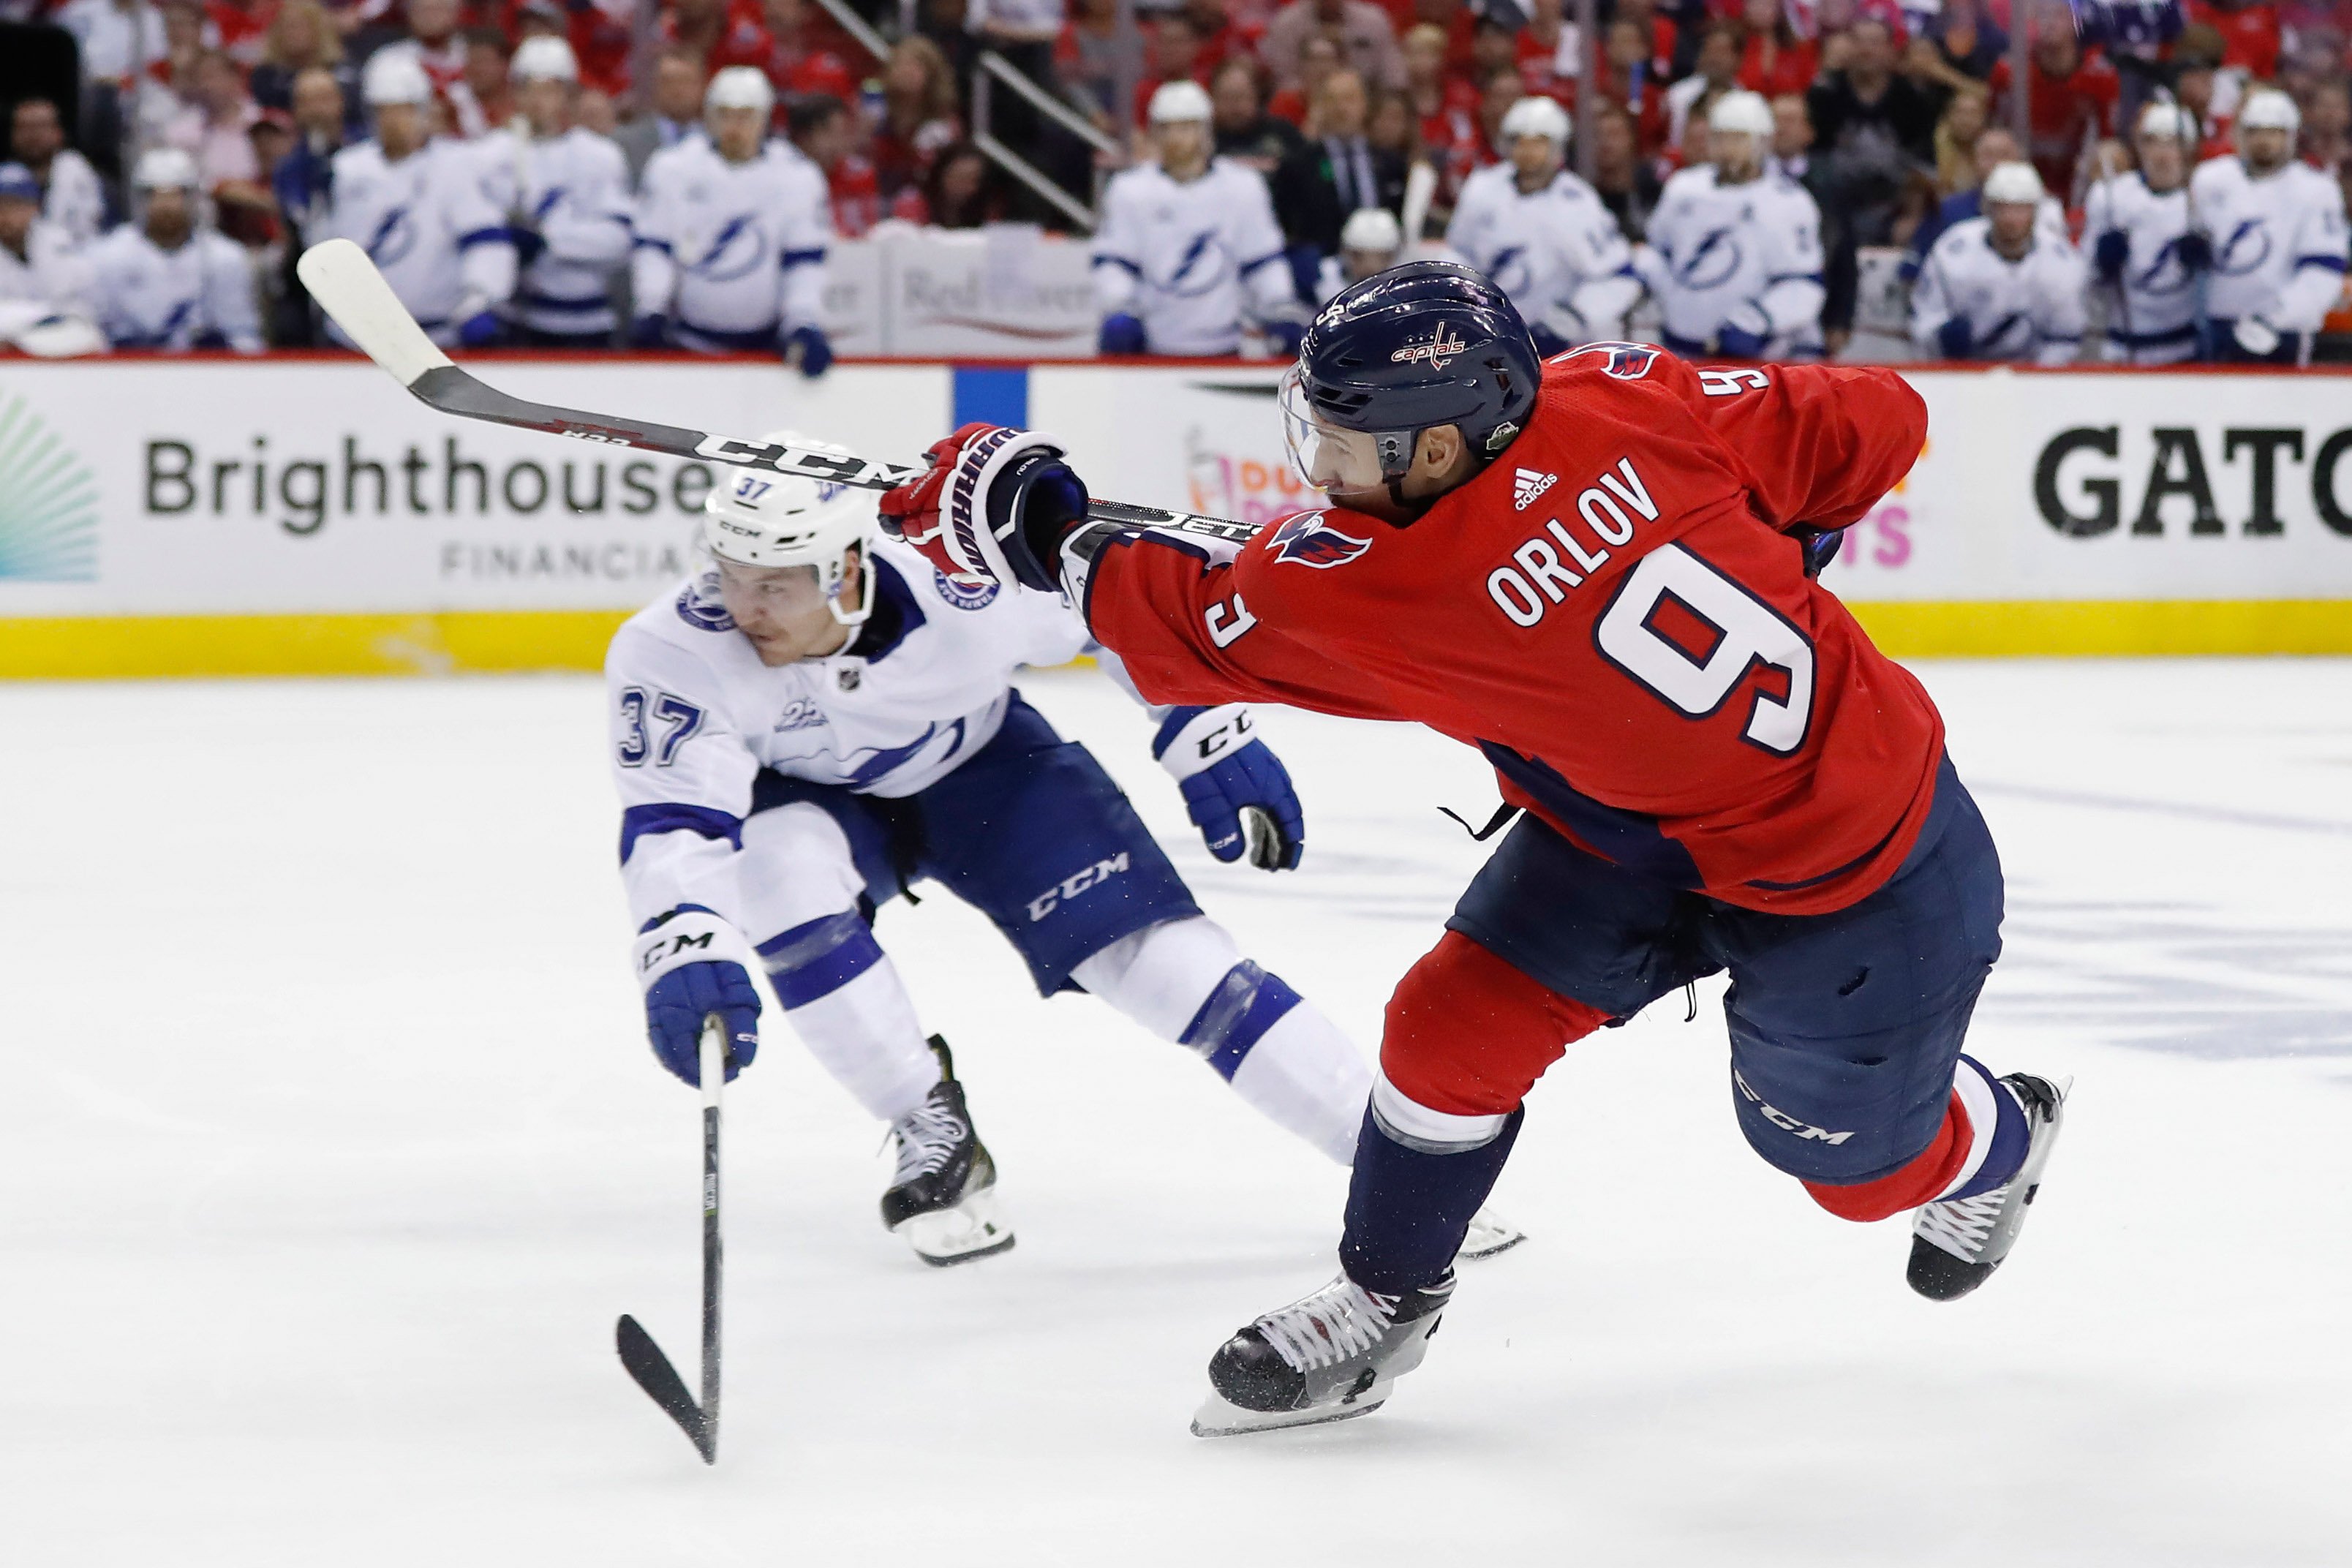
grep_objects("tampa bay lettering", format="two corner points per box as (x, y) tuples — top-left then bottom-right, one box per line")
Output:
(2036, 423), (2352, 538)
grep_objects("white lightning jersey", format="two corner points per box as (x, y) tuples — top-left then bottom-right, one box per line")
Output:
(83, 225), (262, 351)
(472, 124), (633, 337)
(606, 538), (1091, 932)
(0, 218), (96, 331)
(1445, 163), (1640, 342)
(2082, 173), (2198, 362)
(1640, 165), (1826, 355)
(1910, 216), (2087, 365)
(323, 137), (516, 342)
(630, 136), (829, 347)
(2190, 154), (2350, 333)
(1091, 159), (1295, 355)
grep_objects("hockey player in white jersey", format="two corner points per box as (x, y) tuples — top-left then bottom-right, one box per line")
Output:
(1641, 90), (1825, 360)
(2190, 90), (2351, 365)
(0, 161), (99, 355)
(474, 37), (632, 348)
(2085, 104), (2201, 365)
(1093, 81), (1305, 358)
(1911, 162), (2087, 365)
(323, 50), (515, 350)
(84, 148), (262, 353)
(629, 67), (833, 376)
(1444, 95), (1640, 353)
(1314, 206), (1403, 301)
(611, 436), (1518, 1265)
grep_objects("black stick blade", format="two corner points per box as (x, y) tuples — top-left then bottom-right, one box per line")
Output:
(616, 1314), (714, 1463)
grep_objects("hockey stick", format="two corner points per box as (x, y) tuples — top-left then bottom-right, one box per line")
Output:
(294, 239), (1263, 547)
(616, 1016), (725, 1463)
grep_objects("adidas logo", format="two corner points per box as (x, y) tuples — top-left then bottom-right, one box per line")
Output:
(1512, 469), (1558, 510)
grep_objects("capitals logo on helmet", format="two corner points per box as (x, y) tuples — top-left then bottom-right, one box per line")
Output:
(1268, 510), (1373, 568)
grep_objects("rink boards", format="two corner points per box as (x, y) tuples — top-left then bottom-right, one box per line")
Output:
(1, 356), (2348, 675)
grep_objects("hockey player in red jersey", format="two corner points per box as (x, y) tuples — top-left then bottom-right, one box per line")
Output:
(878, 262), (2068, 1435)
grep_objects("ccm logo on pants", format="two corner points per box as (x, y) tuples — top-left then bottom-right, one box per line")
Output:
(1028, 855), (1131, 921)
(1735, 1068), (1855, 1145)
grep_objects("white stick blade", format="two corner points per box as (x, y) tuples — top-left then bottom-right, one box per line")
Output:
(295, 239), (453, 388)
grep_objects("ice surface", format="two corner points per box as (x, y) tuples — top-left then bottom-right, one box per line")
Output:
(2, 659), (2348, 1565)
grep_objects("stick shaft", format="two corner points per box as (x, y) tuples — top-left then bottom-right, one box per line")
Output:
(697, 1017), (723, 1461)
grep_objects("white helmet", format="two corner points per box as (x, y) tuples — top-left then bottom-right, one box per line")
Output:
(701, 433), (878, 626)
(706, 65), (776, 118)
(2137, 102), (2196, 143)
(1340, 206), (1402, 255)
(1981, 159), (2045, 206)
(2239, 89), (2301, 136)
(363, 48), (434, 108)
(1499, 94), (1570, 148)
(132, 146), (200, 191)
(510, 36), (579, 84)
(1148, 79), (1213, 125)
(1708, 89), (1774, 140)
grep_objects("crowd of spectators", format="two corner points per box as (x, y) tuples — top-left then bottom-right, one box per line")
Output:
(0, 0), (2348, 364)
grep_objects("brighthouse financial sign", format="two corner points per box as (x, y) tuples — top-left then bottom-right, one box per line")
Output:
(0, 360), (949, 617)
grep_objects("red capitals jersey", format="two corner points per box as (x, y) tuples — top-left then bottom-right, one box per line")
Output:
(1085, 347), (1942, 917)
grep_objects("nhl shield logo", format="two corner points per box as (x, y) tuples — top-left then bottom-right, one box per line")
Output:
(1268, 510), (1373, 569)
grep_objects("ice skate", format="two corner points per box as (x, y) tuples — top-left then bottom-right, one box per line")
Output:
(881, 1039), (1014, 1267)
(1458, 1207), (1526, 1262)
(1908, 1072), (2069, 1301)
(1191, 1270), (1452, 1436)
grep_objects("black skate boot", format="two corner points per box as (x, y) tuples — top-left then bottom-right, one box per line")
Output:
(1191, 1270), (1454, 1436)
(1908, 1072), (2069, 1301)
(881, 1037), (1014, 1267)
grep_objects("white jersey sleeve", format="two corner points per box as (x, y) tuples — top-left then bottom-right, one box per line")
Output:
(1091, 171), (1144, 317)
(1754, 178), (1827, 339)
(199, 231), (264, 352)
(1232, 166), (1297, 325)
(629, 142), (686, 317)
(606, 623), (761, 934)
(1557, 176), (1640, 339)
(2279, 167), (2349, 332)
(772, 147), (832, 333)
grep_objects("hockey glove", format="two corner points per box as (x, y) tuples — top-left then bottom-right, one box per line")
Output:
(876, 422), (1091, 594)
(1099, 312), (1147, 355)
(1264, 317), (1308, 357)
(2174, 230), (2213, 273)
(457, 309), (505, 348)
(1528, 321), (1571, 358)
(783, 323), (833, 378)
(2092, 229), (2130, 284)
(1936, 317), (1974, 361)
(1153, 705), (1305, 871)
(636, 906), (761, 1086)
(630, 312), (670, 349)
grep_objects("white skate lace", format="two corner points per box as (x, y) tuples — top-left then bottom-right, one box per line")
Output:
(888, 1096), (966, 1187)
(1253, 1276), (1401, 1373)
(1915, 1186), (2006, 1262)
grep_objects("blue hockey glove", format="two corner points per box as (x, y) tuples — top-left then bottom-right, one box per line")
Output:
(1153, 704), (1305, 871)
(629, 312), (670, 350)
(1528, 321), (1570, 358)
(2092, 229), (2130, 283)
(1264, 317), (1308, 356)
(2174, 230), (2212, 272)
(783, 323), (832, 377)
(1715, 300), (1771, 360)
(1098, 312), (1147, 355)
(457, 309), (504, 348)
(635, 906), (761, 1086)
(1936, 317), (1974, 360)
(1791, 523), (1846, 578)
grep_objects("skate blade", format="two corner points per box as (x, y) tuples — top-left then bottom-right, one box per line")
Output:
(1456, 1210), (1526, 1262)
(894, 1185), (1016, 1267)
(1190, 1389), (1387, 1438)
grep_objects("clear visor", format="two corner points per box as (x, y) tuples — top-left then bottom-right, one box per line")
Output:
(715, 557), (835, 621)
(1279, 366), (1403, 491)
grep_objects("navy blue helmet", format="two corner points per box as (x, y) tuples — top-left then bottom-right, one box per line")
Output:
(1286, 261), (1542, 482)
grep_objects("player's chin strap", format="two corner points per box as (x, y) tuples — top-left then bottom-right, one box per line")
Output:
(1382, 418), (1521, 520)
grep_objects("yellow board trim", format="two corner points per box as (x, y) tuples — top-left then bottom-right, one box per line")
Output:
(0, 600), (2347, 677)
(1846, 600), (2352, 657)
(0, 611), (633, 678)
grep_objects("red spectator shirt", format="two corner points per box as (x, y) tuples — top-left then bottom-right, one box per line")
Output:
(2185, 1), (2282, 81)
(1081, 348), (1943, 916)
(1418, 78), (1485, 201)
(1737, 34), (1819, 99)
(1990, 51), (2119, 191)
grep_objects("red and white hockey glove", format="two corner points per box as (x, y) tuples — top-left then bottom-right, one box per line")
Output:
(877, 421), (1092, 594)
